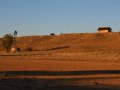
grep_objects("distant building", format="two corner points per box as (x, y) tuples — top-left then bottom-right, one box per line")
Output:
(97, 27), (112, 33)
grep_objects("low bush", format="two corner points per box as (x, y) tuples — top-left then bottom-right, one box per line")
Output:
(2, 34), (14, 52)
(50, 33), (55, 36)
(24, 47), (33, 51)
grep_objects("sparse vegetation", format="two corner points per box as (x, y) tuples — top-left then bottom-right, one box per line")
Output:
(0, 33), (120, 90)
(5, 32), (120, 54)
(2, 34), (14, 52)
(0, 39), (3, 51)
(24, 47), (33, 52)
(50, 33), (55, 36)
(16, 47), (21, 52)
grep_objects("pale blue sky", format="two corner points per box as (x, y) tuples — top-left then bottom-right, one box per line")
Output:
(0, 0), (120, 36)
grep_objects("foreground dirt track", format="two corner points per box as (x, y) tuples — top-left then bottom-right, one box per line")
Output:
(0, 56), (120, 71)
(0, 55), (120, 90)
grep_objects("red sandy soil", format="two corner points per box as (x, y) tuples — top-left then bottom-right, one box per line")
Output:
(0, 57), (120, 71)
(0, 55), (120, 90)
(0, 33), (120, 90)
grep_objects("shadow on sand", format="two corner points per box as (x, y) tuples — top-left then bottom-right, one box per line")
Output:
(0, 70), (120, 90)
(0, 70), (120, 76)
(0, 77), (117, 90)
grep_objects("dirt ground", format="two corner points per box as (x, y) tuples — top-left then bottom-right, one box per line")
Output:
(0, 53), (120, 90)
(0, 77), (120, 90)
(0, 55), (120, 71)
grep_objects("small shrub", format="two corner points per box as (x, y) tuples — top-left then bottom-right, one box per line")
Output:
(119, 31), (120, 34)
(0, 40), (3, 50)
(24, 47), (33, 51)
(50, 33), (55, 36)
(28, 47), (33, 51)
(96, 33), (101, 37)
(16, 47), (21, 52)
(60, 33), (63, 35)
(94, 81), (99, 85)
(2, 34), (14, 52)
